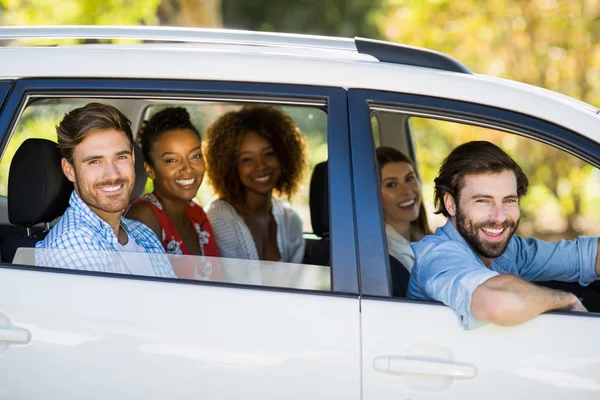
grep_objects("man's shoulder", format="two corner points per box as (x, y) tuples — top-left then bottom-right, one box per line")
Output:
(123, 217), (158, 239)
(411, 232), (473, 260)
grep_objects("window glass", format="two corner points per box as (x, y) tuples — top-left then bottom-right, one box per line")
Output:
(2, 96), (332, 292)
(372, 107), (600, 310)
(0, 99), (88, 196)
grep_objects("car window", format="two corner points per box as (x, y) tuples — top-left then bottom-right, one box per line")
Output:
(1, 94), (336, 293)
(371, 106), (600, 311)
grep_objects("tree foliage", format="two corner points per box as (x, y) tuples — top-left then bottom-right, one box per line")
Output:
(222, 0), (386, 38)
(0, 0), (162, 26)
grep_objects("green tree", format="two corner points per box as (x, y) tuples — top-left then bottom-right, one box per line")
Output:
(0, 0), (162, 26)
(222, 0), (386, 38)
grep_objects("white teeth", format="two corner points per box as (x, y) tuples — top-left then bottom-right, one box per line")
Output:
(101, 185), (122, 192)
(255, 175), (270, 183)
(176, 178), (195, 185)
(399, 199), (416, 207)
(482, 227), (504, 234)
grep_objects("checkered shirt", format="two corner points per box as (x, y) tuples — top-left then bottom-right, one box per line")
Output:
(35, 190), (175, 278)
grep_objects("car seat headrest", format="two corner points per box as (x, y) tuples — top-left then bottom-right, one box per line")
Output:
(8, 138), (72, 227)
(309, 161), (329, 237)
(131, 142), (147, 202)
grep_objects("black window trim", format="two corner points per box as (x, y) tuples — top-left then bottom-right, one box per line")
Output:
(0, 78), (359, 296)
(349, 88), (600, 298)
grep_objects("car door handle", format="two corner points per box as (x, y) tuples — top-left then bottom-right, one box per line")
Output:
(373, 356), (476, 379)
(0, 327), (31, 344)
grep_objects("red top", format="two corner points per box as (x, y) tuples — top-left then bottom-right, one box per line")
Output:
(133, 193), (219, 256)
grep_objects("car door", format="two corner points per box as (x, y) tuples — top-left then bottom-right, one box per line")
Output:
(0, 79), (361, 400)
(349, 88), (600, 399)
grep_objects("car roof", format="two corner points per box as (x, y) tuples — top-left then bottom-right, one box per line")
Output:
(0, 25), (598, 140)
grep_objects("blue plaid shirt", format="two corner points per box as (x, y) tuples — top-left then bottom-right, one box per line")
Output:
(36, 191), (175, 278)
(408, 219), (599, 330)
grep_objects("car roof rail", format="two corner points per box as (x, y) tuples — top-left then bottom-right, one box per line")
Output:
(0, 25), (357, 50)
(355, 37), (472, 74)
(0, 26), (471, 74)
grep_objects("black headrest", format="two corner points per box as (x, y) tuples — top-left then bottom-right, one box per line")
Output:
(309, 161), (329, 237)
(131, 142), (147, 201)
(8, 138), (72, 227)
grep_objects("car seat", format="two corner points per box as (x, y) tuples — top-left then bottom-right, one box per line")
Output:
(130, 142), (147, 202)
(305, 161), (410, 297)
(1, 138), (72, 263)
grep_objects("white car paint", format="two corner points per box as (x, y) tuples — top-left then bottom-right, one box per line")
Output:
(0, 267), (360, 399)
(0, 43), (599, 141)
(361, 299), (600, 399)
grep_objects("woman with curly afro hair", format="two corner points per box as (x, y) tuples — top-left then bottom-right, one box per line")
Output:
(205, 105), (307, 263)
(126, 107), (219, 257)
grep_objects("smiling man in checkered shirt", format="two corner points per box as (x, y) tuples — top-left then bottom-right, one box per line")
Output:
(35, 103), (175, 278)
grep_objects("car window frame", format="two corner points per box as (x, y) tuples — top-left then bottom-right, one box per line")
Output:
(0, 78), (359, 296)
(349, 88), (600, 298)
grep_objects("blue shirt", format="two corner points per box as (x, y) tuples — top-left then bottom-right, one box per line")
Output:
(408, 219), (599, 330)
(36, 191), (175, 278)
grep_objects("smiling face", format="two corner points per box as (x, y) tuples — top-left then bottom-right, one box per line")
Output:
(237, 131), (281, 197)
(146, 128), (205, 202)
(445, 170), (521, 265)
(62, 129), (135, 220)
(380, 161), (421, 227)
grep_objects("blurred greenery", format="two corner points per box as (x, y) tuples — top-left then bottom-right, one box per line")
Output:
(0, 0), (598, 240)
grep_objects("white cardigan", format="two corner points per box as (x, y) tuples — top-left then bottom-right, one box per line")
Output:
(385, 224), (415, 272)
(206, 198), (305, 264)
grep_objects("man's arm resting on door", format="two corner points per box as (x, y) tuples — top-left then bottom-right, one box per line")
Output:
(471, 274), (586, 326)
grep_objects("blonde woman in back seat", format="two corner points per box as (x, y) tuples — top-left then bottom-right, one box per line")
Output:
(377, 146), (432, 272)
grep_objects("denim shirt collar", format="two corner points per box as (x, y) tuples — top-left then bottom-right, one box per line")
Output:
(439, 219), (468, 244)
(69, 190), (131, 239)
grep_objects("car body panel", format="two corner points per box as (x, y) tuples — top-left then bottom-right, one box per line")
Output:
(361, 298), (600, 399)
(0, 266), (361, 399)
(0, 45), (598, 140)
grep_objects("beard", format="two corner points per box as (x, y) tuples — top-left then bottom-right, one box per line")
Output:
(74, 174), (132, 214)
(455, 204), (519, 260)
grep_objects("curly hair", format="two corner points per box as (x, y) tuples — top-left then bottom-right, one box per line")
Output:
(204, 105), (307, 201)
(138, 107), (200, 166)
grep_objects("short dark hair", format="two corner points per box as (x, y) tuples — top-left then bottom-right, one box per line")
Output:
(57, 102), (134, 164)
(376, 146), (432, 239)
(204, 105), (307, 200)
(434, 141), (529, 217)
(138, 107), (200, 167)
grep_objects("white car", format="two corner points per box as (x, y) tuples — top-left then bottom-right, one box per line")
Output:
(0, 26), (599, 399)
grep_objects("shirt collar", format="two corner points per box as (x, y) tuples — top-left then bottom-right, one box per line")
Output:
(69, 190), (131, 234)
(385, 223), (409, 244)
(439, 218), (495, 267)
(439, 218), (471, 246)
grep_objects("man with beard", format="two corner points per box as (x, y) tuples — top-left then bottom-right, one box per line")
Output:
(408, 141), (597, 329)
(35, 103), (175, 278)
